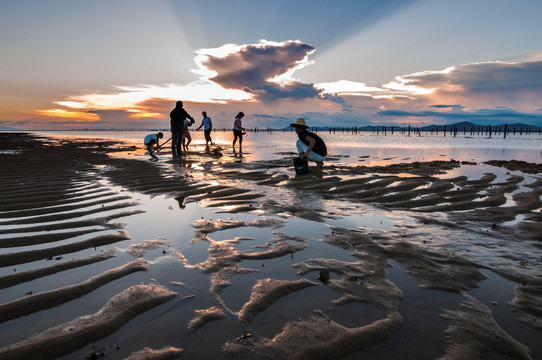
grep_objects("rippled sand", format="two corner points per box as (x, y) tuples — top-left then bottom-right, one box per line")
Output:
(0, 132), (541, 360)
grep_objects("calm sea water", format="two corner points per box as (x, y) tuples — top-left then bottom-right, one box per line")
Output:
(30, 129), (542, 164)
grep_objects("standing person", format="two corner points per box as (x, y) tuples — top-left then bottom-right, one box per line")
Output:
(169, 101), (194, 158)
(290, 118), (327, 168)
(181, 117), (195, 152)
(143, 132), (163, 153)
(196, 111), (213, 149)
(232, 112), (245, 154)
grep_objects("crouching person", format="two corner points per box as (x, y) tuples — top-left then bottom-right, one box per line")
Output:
(144, 132), (163, 153)
(290, 118), (327, 168)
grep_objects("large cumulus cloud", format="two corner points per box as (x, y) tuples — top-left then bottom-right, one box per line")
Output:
(197, 40), (339, 103)
(202, 41), (314, 88)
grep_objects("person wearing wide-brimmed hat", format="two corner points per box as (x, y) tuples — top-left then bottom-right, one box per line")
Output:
(290, 118), (327, 168)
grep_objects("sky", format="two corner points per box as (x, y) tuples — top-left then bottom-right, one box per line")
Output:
(1, 0), (542, 130)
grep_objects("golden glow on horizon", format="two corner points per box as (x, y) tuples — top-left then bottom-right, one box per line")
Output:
(127, 109), (163, 118)
(43, 82), (253, 121)
(34, 109), (100, 121)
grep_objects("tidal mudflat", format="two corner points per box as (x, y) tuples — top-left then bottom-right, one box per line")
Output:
(0, 132), (541, 360)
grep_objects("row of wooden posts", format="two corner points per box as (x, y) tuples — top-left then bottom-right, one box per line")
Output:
(209, 125), (540, 138)
(138, 125), (540, 138)
(368, 124), (538, 138)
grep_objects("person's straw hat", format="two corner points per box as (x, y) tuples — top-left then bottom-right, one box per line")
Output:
(290, 118), (309, 129)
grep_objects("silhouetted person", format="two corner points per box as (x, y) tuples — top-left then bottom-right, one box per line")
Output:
(196, 111), (213, 148)
(232, 112), (245, 154)
(169, 101), (194, 158)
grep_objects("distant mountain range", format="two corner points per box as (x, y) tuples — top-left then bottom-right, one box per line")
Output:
(2, 121), (541, 132)
(416, 121), (541, 132)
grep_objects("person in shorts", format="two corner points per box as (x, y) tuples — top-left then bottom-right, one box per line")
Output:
(196, 111), (213, 149)
(143, 132), (163, 153)
(232, 112), (245, 154)
(181, 117), (195, 152)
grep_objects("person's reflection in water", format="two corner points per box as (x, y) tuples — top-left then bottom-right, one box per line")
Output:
(175, 196), (185, 209)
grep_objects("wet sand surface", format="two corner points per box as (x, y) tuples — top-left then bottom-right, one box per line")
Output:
(0, 132), (541, 360)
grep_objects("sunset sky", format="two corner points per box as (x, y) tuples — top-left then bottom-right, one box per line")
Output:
(1, 0), (542, 130)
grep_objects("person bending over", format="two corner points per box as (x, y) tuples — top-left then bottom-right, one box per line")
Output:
(144, 132), (163, 153)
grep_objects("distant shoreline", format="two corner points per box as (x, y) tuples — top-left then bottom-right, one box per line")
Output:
(2, 120), (541, 133)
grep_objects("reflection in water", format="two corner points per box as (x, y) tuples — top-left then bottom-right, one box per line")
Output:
(175, 196), (185, 209)
(34, 129), (542, 164)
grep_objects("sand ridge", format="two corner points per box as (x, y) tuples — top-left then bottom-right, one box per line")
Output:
(440, 297), (532, 360)
(0, 284), (176, 360)
(0, 259), (149, 323)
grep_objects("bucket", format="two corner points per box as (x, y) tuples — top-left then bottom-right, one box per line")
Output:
(293, 156), (309, 174)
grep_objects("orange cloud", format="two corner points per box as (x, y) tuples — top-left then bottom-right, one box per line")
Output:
(33, 109), (100, 122)
(127, 109), (163, 118)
